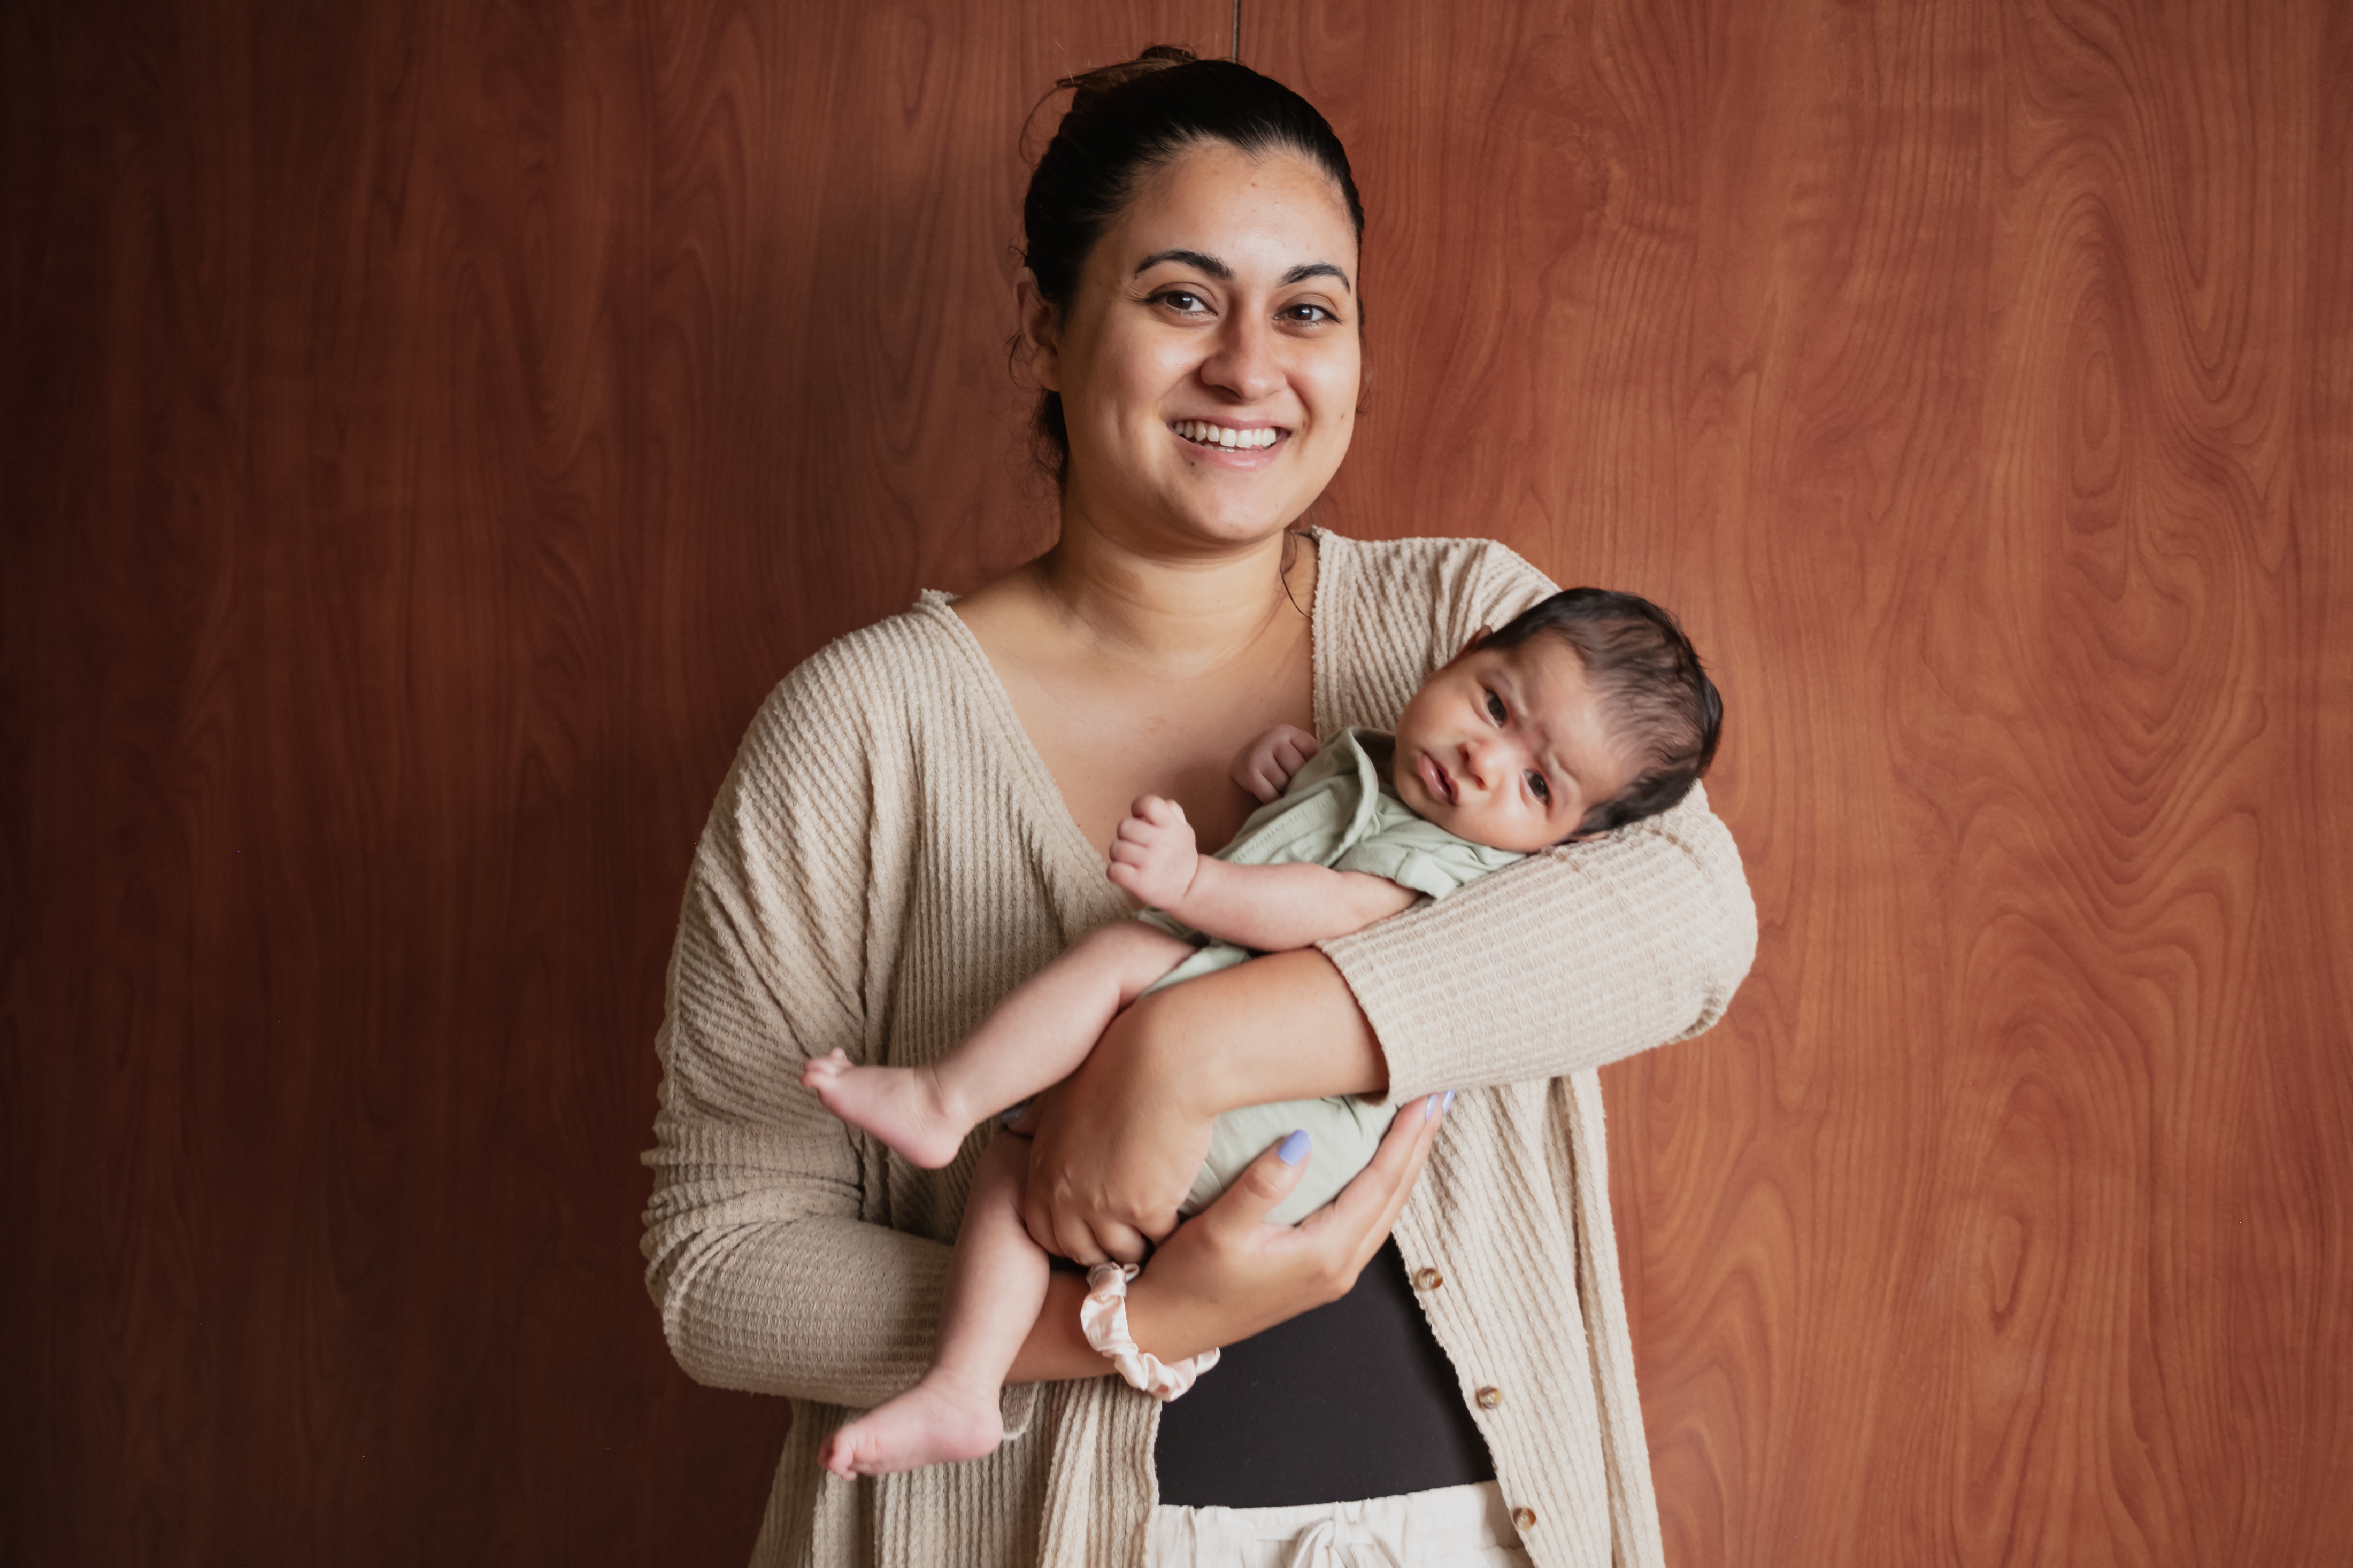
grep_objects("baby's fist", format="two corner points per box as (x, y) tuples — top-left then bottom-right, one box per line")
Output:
(1106, 795), (1199, 910)
(1232, 724), (1321, 804)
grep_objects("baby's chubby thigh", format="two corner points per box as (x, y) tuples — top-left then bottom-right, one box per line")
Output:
(1185, 1095), (1398, 1228)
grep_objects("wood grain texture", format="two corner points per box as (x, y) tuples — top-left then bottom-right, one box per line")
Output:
(7, 2), (2347, 1564)
(1249, 1), (2352, 1564)
(0, 2), (1223, 1563)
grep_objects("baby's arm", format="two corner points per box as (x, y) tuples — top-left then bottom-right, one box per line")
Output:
(1109, 796), (1418, 953)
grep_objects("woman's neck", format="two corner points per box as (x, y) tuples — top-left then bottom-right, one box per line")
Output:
(1021, 520), (1313, 678)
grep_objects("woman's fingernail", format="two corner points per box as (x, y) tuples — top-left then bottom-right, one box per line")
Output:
(1441, 1090), (1457, 1115)
(1278, 1129), (1312, 1165)
(1001, 1103), (1026, 1128)
(1424, 1094), (1440, 1122)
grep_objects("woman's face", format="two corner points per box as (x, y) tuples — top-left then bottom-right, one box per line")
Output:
(1028, 140), (1363, 551)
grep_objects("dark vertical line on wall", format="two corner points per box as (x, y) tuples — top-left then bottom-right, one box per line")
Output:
(1231, 0), (1242, 62)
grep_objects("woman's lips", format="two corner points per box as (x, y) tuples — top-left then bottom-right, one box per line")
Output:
(1418, 751), (1457, 805)
(1171, 420), (1288, 467)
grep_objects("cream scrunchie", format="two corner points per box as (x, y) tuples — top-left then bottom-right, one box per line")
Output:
(1081, 1263), (1221, 1401)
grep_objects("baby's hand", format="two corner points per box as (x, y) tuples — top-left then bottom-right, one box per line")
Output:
(1231, 724), (1321, 804)
(1106, 795), (1200, 910)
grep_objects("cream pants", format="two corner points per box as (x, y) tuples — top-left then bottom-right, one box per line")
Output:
(1146, 1480), (1532, 1567)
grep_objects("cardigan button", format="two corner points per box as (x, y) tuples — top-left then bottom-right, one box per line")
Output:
(1475, 1386), (1503, 1409)
(1511, 1506), (1537, 1531)
(1411, 1267), (1444, 1290)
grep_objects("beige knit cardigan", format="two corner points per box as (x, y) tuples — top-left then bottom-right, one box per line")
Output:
(642, 531), (1758, 1568)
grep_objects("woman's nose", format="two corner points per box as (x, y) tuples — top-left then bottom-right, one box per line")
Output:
(1201, 313), (1282, 402)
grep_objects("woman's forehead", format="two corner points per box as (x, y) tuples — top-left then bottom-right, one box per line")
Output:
(1104, 143), (1358, 280)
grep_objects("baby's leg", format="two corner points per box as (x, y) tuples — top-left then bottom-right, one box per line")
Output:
(820, 1132), (1049, 1478)
(802, 920), (1193, 1168)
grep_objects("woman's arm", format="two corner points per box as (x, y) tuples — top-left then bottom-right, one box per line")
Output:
(642, 668), (957, 1409)
(1022, 785), (1755, 1264)
(1018, 949), (1388, 1265)
(1321, 780), (1756, 1100)
(1004, 1088), (1447, 1380)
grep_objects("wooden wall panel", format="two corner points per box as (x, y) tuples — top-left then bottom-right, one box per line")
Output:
(7, 1), (2347, 1563)
(1248, 2), (2352, 1565)
(0, 3), (1224, 1563)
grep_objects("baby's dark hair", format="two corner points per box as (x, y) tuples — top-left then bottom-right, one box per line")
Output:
(1484, 588), (1722, 837)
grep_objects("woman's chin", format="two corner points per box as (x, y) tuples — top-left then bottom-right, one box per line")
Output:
(1146, 491), (1312, 551)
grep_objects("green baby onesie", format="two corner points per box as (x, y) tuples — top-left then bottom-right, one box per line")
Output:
(1137, 727), (1525, 1226)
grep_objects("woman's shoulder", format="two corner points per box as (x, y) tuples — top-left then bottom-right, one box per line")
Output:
(1316, 529), (1558, 628)
(732, 594), (982, 783)
(1312, 532), (1562, 713)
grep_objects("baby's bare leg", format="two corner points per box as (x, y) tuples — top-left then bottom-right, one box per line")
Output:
(819, 1132), (1049, 1478)
(801, 920), (1193, 1168)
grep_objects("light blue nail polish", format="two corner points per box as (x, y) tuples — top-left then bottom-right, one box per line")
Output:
(1424, 1094), (1439, 1122)
(1442, 1089), (1457, 1115)
(1278, 1129), (1311, 1165)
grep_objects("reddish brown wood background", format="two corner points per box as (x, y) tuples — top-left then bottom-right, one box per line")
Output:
(5, 1), (2347, 1564)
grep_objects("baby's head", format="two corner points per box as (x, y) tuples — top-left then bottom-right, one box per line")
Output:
(1390, 588), (1721, 853)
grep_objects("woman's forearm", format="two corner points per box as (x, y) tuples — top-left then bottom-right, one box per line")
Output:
(1131, 947), (1393, 1113)
(1006, 1269), (1115, 1385)
(1321, 785), (1758, 1097)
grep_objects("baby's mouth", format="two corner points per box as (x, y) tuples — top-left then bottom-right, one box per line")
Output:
(1418, 752), (1458, 806)
(1173, 419), (1285, 451)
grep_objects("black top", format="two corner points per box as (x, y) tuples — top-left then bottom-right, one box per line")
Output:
(1152, 1240), (1496, 1508)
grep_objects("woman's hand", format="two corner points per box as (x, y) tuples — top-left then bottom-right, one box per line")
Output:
(1123, 1093), (1450, 1363)
(1018, 948), (1391, 1268)
(1014, 986), (1217, 1268)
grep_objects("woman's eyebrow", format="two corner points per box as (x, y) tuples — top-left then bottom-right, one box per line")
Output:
(1130, 251), (1354, 295)
(1280, 261), (1352, 292)
(1134, 248), (1231, 279)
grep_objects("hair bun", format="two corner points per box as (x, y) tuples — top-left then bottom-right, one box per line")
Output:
(1056, 45), (1199, 105)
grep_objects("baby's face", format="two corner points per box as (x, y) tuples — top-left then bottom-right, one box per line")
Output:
(1391, 633), (1636, 853)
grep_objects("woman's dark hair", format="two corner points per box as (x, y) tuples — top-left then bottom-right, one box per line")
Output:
(1019, 45), (1364, 487)
(1484, 588), (1724, 837)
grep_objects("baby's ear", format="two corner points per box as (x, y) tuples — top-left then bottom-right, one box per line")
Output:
(1456, 625), (1492, 660)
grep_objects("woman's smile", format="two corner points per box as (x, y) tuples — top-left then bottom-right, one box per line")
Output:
(1171, 419), (1288, 460)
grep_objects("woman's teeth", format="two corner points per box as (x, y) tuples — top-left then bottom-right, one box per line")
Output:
(1175, 421), (1280, 450)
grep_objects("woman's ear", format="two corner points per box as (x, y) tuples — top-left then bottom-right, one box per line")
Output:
(1015, 268), (1061, 391)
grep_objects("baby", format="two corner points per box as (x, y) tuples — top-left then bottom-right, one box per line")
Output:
(801, 586), (1721, 1478)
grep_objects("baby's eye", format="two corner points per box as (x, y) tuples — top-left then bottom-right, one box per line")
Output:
(1526, 770), (1551, 804)
(1484, 690), (1506, 723)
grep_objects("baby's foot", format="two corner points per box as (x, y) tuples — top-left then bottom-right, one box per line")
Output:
(820, 1368), (1005, 1479)
(798, 1051), (968, 1168)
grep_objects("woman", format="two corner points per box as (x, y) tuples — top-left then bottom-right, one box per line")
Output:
(642, 49), (1755, 1568)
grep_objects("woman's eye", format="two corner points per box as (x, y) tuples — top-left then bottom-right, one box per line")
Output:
(1526, 770), (1551, 804)
(1484, 690), (1506, 723)
(1281, 302), (1333, 325)
(1154, 289), (1210, 315)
